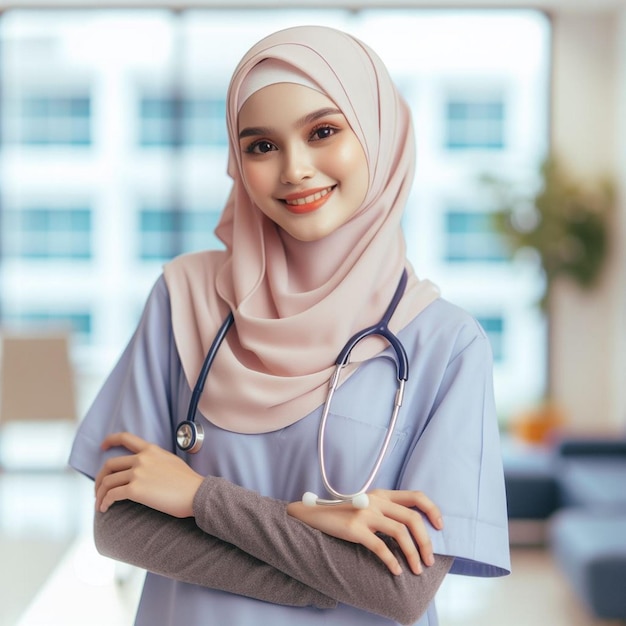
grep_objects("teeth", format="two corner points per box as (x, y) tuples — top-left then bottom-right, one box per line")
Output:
(285, 187), (332, 206)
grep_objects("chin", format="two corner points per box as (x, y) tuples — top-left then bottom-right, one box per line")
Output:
(288, 231), (327, 243)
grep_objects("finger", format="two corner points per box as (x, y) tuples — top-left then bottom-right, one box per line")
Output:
(369, 515), (423, 574)
(405, 513), (435, 566)
(383, 502), (435, 567)
(389, 522), (424, 574)
(410, 491), (444, 530)
(96, 461), (134, 497)
(96, 469), (133, 512)
(358, 531), (403, 576)
(383, 490), (444, 530)
(98, 477), (135, 513)
(100, 432), (149, 454)
(94, 454), (136, 493)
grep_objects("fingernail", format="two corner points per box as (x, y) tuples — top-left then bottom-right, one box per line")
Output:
(394, 565), (403, 576)
(425, 554), (435, 566)
(436, 516), (444, 529)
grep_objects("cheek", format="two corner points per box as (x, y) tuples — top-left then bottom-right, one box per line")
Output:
(328, 139), (368, 195)
(241, 161), (271, 202)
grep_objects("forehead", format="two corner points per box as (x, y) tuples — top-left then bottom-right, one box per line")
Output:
(237, 83), (341, 131)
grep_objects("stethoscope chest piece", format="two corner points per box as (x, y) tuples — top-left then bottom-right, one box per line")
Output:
(176, 420), (204, 453)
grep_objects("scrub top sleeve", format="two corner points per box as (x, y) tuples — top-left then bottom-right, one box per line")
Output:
(69, 276), (175, 480)
(398, 331), (510, 578)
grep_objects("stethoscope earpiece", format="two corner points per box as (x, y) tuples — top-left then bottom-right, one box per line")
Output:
(176, 420), (205, 454)
(302, 491), (318, 507)
(351, 493), (370, 509)
(301, 491), (370, 509)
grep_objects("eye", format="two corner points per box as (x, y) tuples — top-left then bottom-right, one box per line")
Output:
(310, 124), (338, 142)
(245, 140), (277, 154)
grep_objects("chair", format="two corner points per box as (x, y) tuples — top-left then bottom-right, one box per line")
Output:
(0, 331), (77, 471)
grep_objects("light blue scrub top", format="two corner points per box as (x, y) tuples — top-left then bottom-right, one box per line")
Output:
(69, 276), (510, 626)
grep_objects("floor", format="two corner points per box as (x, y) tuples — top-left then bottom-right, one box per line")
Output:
(1, 427), (623, 626)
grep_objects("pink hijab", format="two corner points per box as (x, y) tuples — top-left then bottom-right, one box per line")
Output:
(164, 25), (439, 434)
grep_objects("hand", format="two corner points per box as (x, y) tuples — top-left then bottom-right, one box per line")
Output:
(95, 432), (204, 518)
(286, 489), (443, 576)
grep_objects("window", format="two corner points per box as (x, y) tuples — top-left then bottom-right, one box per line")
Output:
(139, 97), (178, 146)
(16, 311), (92, 337)
(139, 207), (223, 260)
(16, 95), (91, 146)
(139, 96), (227, 147)
(184, 98), (227, 146)
(445, 98), (505, 150)
(444, 209), (508, 263)
(3, 207), (92, 260)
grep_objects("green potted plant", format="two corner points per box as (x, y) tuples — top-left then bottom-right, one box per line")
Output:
(483, 155), (614, 442)
(484, 155), (613, 309)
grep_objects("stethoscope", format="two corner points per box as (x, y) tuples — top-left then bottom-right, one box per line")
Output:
(176, 270), (409, 510)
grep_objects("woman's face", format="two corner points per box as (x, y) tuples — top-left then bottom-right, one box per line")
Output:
(237, 83), (369, 242)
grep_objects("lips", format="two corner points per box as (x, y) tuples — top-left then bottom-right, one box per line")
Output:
(282, 186), (335, 214)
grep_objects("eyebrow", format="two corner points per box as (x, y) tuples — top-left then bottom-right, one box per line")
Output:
(238, 107), (343, 140)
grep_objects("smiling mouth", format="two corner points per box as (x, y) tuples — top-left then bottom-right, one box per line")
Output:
(282, 186), (336, 214)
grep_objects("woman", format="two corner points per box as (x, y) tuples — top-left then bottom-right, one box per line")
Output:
(69, 25), (510, 626)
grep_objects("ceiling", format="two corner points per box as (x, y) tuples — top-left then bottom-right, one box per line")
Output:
(0, 0), (625, 13)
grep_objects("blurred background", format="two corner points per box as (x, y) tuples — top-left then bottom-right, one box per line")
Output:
(0, 1), (624, 625)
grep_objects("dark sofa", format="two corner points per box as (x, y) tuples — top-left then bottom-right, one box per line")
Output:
(553, 438), (626, 508)
(548, 437), (626, 621)
(503, 436), (626, 620)
(503, 441), (560, 520)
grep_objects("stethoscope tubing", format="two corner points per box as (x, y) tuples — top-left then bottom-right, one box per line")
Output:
(178, 271), (409, 510)
(185, 311), (234, 423)
(310, 270), (409, 507)
(334, 269), (409, 379)
(316, 372), (405, 504)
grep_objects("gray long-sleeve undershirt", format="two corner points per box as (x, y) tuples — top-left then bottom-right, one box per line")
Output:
(95, 475), (452, 625)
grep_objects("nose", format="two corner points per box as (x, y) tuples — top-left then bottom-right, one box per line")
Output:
(280, 143), (315, 185)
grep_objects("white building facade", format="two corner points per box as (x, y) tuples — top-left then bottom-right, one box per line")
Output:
(0, 8), (550, 420)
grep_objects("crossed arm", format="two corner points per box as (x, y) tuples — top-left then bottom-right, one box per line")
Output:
(94, 432), (453, 624)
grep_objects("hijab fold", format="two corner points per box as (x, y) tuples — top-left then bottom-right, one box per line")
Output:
(164, 25), (439, 434)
